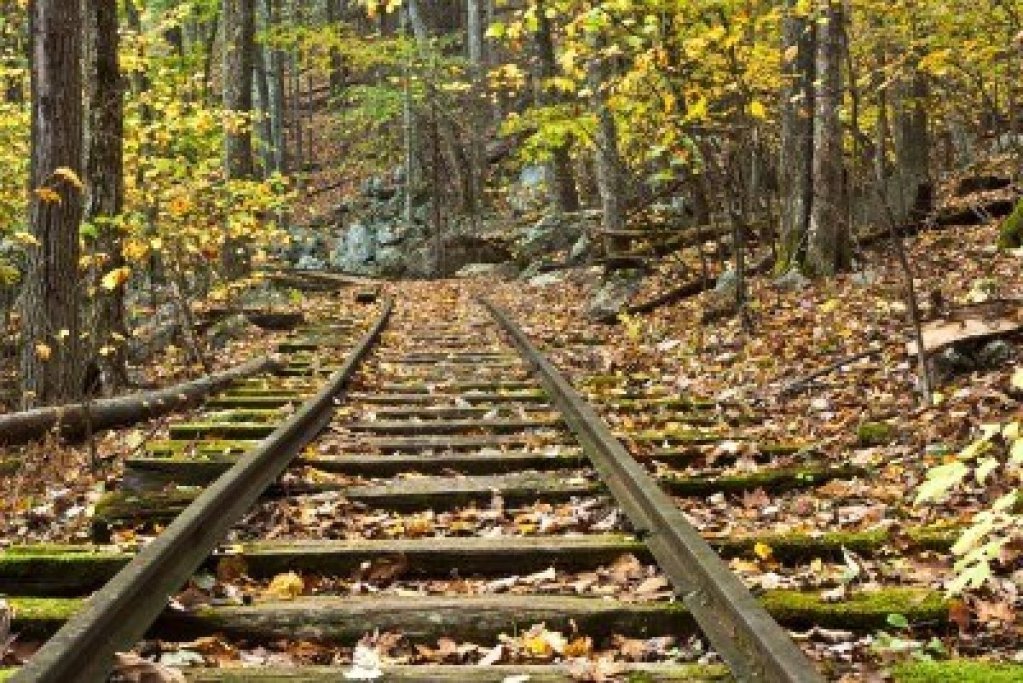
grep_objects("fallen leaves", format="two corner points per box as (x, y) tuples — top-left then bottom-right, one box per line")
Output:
(264, 571), (305, 601)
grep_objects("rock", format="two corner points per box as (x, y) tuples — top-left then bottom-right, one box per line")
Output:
(519, 213), (588, 262)
(436, 235), (514, 277)
(569, 233), (593, 264)
(377, 222), (406, 247)
(930, 347), (976, 381)
(207, 314), (255, 350)
(586, 270), (644, 322)
(332, 222), (376, 273)
(976, 339), (1014, 368)
(713, 268), (738, 299)
(295, 254), (326, 271)
(375, 245), (406, 277)
(456, 262), (518, 279)
(527, 272), (564, 288)
(851, 270), (880, 287)
(507, 165), (549, 214)
(774, 268), (811, 291)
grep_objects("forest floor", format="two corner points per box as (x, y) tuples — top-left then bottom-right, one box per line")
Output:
(1, 189), (1022, 678)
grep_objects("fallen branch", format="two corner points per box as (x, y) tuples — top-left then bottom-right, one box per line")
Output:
(778, 348), (882, 397)
(0, 355), (280, 446)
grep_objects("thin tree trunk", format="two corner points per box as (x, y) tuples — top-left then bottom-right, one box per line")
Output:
(777, 0), (814, 273)
(466, 0), (485, 220)
(22, 0), (85, 407)
(222, 0), (256, 277)
(805, 0), (848, 276)
(587, 33), (627, 259)
(84, 0), (128, 393)
(533, 0), (579, 214)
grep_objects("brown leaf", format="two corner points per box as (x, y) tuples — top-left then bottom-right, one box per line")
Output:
(215, 555), (247, 584)
(111, 653), (186, 683)
(948, 599), (971, 633)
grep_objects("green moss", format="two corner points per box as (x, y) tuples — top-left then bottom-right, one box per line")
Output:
(760, 587), (947, 630)
(0, 668), (16, 681)
(0, 549), (128, 595)
(7, 597), (84, 638)
(715, 529), (889, 562)
(857, 421), (896, 447)
(202, 408), (283, 423)
(0, 457), (19, 477)
(997, 198), (1023, 249)
(93, 489), (198, 528)
(169, 422), (277, 440)
(893, 661), (1023, 683)
(145, 439), (258, 458)
(661, 465), (866, 496)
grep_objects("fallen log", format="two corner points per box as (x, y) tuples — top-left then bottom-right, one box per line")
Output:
(0, 355), (280, 446)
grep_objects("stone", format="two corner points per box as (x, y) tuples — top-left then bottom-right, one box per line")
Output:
(455, 262), (518, 279)
(586, 270), (644, 322)
(507, 165), (549, 214)
(519, 213), (587, 262)
(851, 270), (880, 287)
(569, 233), (593, 264)
(527, 272), (564, 288)
(976, 339), (1013, 368)
(376, 222), (406, 247)
(774, 268), (811, 291)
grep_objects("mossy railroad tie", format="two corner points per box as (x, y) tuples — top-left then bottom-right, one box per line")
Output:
(5, 588), (948, 642)
(123, 449), (588, 489)
(0, 528), (962, 596)
(92, 472), (602, 527)
(168, 421), (278, 440)
(659, 464), (868, 496)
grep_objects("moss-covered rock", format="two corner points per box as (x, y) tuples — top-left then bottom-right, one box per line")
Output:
(857, 421), (896, 447)
(997, 198), (1023, 249)
(893, 661), (1023, 683)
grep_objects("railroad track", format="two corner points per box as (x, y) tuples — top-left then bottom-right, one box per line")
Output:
(1, 290), (960, 681)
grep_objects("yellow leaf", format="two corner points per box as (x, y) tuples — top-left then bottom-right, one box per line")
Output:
(34, 187), (62, 204)
(1012, 368), (1023, 391)
(820, 299), (839, 313)
(54, 166), (84, 190)
(11, 231), (40, 247)
(101, 267), (132, 291)
(34, 343), (51, 361)
(749, 100), (767, 119)
(783, 45), (800, 63)
(753, 541), (773, 561)
(264, 571), (304, 600)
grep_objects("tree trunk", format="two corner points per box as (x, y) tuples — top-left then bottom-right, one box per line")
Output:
(805, 0), (848, 276)
(533, 0), (579, 214)
(84, 0), (128, 393)
(222, 0), (256, 277)
(894, 66), (931, 219)
(22, 0), (85, 407)
(466, 0), (485, 219)
(777, 0), (814, 273)
(587, 35), (627, 259)
(266, 0), (286, 174)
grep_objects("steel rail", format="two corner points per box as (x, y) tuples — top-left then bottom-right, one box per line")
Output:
(13, 299), (393, 683)
(483, 299), (825, 683)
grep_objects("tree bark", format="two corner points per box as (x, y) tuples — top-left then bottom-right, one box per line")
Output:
(805, 0), (848, 276)
(222, 0), (256, 277)
(22, 0), (85, 407)
(777, 0), (814, 273)
(533, 0), (579, 214)
(894, 65), (931, 219)
(84, 0), (128, 393)
(587, 34), (627, 258)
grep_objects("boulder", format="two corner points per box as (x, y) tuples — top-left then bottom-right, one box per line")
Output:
(773, 268), (811, 291)
(508, 165), (549, 214)
(519, 213), (590, 262)
(586, 270), (644, 322)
